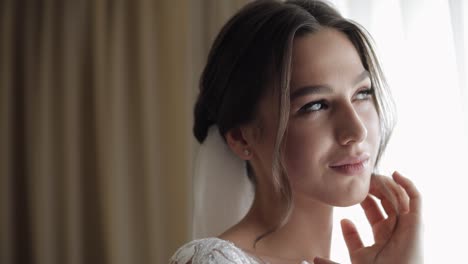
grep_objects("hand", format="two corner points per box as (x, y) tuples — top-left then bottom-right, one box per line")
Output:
(314, 171), (423, 264)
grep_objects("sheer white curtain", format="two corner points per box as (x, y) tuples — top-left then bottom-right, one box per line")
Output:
(328, 0), (468, 263)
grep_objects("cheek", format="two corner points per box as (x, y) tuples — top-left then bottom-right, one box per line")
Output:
(360, 105), (381, 158)
(283, 124), (328, 179)
(284, 137), (305, 176)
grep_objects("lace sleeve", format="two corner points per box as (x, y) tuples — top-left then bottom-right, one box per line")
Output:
(169, 238), (260, 264)
(169, 240), (196, 264)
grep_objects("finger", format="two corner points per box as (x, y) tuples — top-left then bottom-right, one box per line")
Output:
(392, 171), (422, 214)
(380, 198), (397, 216)
(380, 174), (410, 213)
(360, 195), (385, 226)
(313, 257), (340, 264)
(340, 219), (364, 252)
(396, 184), (410, 213)
(369, 174), (399, 216)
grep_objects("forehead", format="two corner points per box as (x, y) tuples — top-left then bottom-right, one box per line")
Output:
(290, 28), (366, 89)
(253, 28), (368, 125)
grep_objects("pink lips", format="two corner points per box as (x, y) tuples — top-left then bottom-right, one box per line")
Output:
(329, 153), (369, 175)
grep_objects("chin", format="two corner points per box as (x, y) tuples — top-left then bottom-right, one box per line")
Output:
(326, 180), (370, 207)
(332, 191), (368, 207)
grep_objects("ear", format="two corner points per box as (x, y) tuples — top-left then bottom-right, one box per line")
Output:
(225, 127), (253, 160)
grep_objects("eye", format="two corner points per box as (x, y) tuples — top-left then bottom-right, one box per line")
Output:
(355, 87), (374, 100)
(299, 99), (328, 113)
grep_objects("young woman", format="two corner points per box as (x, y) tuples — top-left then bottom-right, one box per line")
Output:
(170, 0), (423, 263)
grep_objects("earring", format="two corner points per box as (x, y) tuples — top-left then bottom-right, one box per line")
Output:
(243, 149), (251, 156)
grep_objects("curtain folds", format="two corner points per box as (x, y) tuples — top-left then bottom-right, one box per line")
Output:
(0, 0), (247, 263)
(330, 1), (468, 263)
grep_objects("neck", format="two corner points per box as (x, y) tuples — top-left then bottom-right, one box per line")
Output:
(241, 187), (334, 263)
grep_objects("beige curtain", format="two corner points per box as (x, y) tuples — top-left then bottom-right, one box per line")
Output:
(0, 0), (248, 263)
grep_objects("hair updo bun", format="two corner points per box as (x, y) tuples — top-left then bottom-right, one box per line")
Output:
(193, 97), (215, 143)
(192, 0), (289, 145)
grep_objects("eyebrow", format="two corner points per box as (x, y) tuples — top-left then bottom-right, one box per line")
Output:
(290, 70), (370, 101)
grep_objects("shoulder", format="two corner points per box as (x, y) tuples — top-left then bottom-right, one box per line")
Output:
(169, 237), (259, 264)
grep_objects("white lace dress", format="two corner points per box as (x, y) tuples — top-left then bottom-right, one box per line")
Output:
(169, 237), (312, 264)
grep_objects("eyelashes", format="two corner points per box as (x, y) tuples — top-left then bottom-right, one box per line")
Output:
(298, 87), (374, 114)
(299, 99), (328, 113)
(355, 87), (375, 100)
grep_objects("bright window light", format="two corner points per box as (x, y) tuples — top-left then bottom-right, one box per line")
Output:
(329, 1), (468, 263)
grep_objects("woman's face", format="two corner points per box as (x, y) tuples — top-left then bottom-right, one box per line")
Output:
(252, 28), (381, 206)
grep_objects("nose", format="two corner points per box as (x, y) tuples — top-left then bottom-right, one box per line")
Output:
(335, 103), (367, 145)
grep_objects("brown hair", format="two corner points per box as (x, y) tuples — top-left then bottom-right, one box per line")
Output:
(193, 0), (396, 251)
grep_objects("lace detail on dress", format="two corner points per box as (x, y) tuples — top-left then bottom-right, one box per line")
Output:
(169, 237), (312, 264)
(169, 237), (261, 264)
